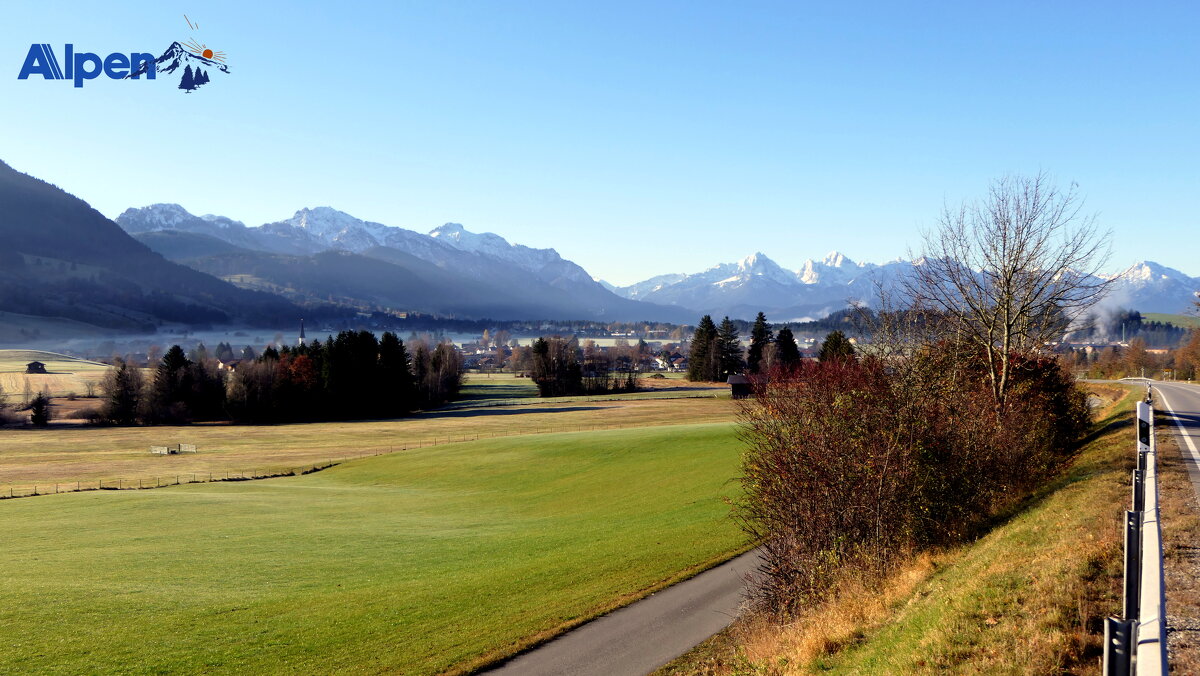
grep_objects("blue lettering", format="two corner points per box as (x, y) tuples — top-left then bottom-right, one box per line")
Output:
(130, 53), (155, 80)
(20, 44), (159, 86)
(73, 51), (102, 88)
(103, 53), (129, 79)
(17, 44), (58, 80)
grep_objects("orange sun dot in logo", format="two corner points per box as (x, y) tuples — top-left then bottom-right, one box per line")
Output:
(183, 38), (226, 63)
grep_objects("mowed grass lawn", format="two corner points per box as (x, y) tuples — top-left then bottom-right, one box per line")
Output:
(0, 422), (747, 674)
(0, 396), (736, 490)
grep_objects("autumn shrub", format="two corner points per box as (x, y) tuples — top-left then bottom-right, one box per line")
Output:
(737, 347), (1091, 614)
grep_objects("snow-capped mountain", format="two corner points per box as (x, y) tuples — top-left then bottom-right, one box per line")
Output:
(1100, 261), (1200, 314)
(612, 251), (904, 321)
(116, 204), (691, 322)
(126, 42), (230, 79)
(613, 254), (1200, 321)
(430, 222), (595, 286)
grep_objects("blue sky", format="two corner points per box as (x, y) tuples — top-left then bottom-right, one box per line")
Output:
(1, 2), (1196, 285)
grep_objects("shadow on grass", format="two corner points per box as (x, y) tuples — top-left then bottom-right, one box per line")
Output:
(416, 406), (606, 420)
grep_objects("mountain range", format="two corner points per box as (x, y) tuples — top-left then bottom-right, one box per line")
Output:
(606, 252), (1200, 321)
(605, 252), (1200, 322)
(2, 156), (1195, 338)
(0, 160), (299, 334)
(119, 200), (1200, 325)
(117, 204), (692, 322)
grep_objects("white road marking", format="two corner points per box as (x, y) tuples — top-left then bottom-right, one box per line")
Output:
(1155, 388), (1200, 467)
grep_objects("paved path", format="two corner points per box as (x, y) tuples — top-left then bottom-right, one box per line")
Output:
(481, 549), (761, 676)
(1152, 382), (1200, 499)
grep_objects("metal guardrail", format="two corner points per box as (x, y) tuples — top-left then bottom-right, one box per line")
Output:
(1104, 389), (1169, 675)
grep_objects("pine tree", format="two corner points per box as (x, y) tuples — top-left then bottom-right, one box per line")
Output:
(747, 312), (773, 374)
(179, 65), (195, 91)
(775, 327), (801, 368)
(687, 315), (717, 382)
(817, 330), (856, 363)
(149, 345), (193, 423)
(379, 331), (416, 415)
(101, 359), (145, 425)
(29, 391), (51, 427)
(717, 316), (744, 380)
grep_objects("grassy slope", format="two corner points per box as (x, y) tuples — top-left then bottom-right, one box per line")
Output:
(1144, 312), (1200, 329)
(0, 348), (110, 397)
(0, 423), (747, 674)
(810, 389), (1136, 673)
(0, 396), (736, 490)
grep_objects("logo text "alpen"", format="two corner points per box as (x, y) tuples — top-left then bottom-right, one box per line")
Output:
(18, 44), (156, 87)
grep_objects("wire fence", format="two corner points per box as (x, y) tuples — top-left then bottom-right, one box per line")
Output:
(1, 419), (714, 501)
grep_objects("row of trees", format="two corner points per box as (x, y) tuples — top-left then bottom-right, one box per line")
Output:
(528, 336), (639, 397)
(96, 330), (462, 425)
(688, 312), (854, 382)
(1077, 331), (1200, 380)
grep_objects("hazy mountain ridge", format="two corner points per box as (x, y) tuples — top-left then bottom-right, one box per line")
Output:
(120, 204), (692, 322)
(0, 161), (300, 333)
(116, 206), (1200, 324)
(613, 252), (1200, 321)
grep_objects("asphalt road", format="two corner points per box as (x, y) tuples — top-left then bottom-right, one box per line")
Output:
(1151, 381), (1200, 499)
(480, 548), (762, 676)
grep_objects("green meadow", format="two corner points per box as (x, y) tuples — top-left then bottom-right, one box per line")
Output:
(0, 422), (747, 674)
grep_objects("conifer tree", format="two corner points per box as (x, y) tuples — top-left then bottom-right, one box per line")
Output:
(717, 316), (744, 380)
(687, 315), (717, 382)
(179, 65), (195, 91)
(775, 327), (801, 369)
(747, 312), (773, 374)
(817, 330), (856, 363)
(379, 331), (416, 415)
(29, 391), (51, 427)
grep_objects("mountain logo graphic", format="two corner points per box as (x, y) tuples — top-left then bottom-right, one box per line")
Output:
(126, 41), (230, 93)
(127, 15), (229, 93)
(16, 14), (230, 92)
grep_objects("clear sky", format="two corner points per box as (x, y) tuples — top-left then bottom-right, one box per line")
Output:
(1, 2), (1196, 285)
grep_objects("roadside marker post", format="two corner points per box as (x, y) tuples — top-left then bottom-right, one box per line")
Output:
(1105, 394), (1168, 674)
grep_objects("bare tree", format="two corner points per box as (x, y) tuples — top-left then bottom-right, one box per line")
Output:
(907, 172), (1111, 408)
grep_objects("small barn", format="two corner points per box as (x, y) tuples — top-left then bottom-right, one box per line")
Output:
(25, 361), (47, 374)
(727, 374), (751, 399)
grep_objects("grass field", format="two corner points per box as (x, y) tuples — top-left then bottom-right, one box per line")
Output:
(0, 423), (747, 674)
(0, 348), (111, 398)
(1144, 312), (1200, 329)
(0, 394), (737, 496)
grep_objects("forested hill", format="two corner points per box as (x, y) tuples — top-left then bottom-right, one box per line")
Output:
(0, 159), (300, 331)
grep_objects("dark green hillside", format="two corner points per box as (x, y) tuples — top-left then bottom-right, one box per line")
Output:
(0, 160), (300, 330)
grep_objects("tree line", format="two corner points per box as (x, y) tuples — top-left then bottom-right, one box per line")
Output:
(95, 330), (462, 425)
(686, 312), (853, 382)
(526, 336), (640, 397)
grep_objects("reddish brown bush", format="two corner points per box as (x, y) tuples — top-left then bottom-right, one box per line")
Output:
(737, 347), (1091, 613)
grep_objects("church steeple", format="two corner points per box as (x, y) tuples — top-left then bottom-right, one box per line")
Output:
(298, 318), (306, 346)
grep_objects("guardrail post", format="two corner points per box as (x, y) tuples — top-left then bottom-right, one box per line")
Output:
(1124, 510), (1141, 620)
(1132, 469), (1144, 513)
(1103, 616), (1135, 675)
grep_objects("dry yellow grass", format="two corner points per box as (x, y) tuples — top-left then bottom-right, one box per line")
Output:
(0, 349), (111, 398)
(0, 396), (736, 494)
